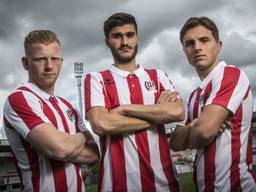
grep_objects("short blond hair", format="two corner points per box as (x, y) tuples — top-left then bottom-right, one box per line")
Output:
(24, 30), (61, 55)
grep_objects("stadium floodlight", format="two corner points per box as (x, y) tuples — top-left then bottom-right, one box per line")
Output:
(74, 62), (84, 117)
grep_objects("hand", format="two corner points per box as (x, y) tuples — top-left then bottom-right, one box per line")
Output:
(217, 116), (232, 137)
(189, 118), (198, 128)
(109, 105), (124, 115)
(157, 91), (180, 104)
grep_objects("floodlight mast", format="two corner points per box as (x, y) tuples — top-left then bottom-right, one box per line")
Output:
(74, 62), (84, 117)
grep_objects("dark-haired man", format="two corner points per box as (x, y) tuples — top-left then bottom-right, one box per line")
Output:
(170, 16), (256, 191)
(85, 12), (185, 191)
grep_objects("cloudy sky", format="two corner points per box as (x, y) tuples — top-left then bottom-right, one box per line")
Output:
(0, 0), (256, 137)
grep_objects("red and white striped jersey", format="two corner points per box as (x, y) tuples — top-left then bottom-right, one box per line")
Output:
(3, 82), (86, 192)
(85, 65), (180, 192)
(186, 61), (256, 191)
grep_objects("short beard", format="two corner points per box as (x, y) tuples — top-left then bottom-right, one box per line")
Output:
(110, 44), (138, 64)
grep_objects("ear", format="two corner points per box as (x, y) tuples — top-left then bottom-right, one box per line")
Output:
(105, 38), (110, 48)
(218, 40), (222, 52)
(22, 56), (29, 70)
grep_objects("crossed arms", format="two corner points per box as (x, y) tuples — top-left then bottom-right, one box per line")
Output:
(27, 123), (99, 165)
(87, 91), (185, 136)
(170, 104), (230, 151)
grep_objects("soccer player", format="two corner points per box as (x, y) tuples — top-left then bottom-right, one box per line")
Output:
(170, 16), (256, 191)
(85, 12), (185, 191)
(3, 30), (99, 191)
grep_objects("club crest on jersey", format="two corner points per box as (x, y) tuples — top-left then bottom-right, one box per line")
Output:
(66, 109), (74, 122)
(145, 80), (156, 91)
(199, 94), (205, 107)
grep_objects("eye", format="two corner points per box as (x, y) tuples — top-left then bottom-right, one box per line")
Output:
(32, 57), (48, 62)
(184, 40), (194, 47)
(200, 37), (210, 43)
(51, 57), (62, 63)
(126, 32), (136, 38)
(112, 33), (122, 39)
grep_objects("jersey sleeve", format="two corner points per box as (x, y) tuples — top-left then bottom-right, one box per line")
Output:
(3, 90), (51, 139)
(84, 72), (106, 111)
(205, 67), (251, 114)
(157, 70), (176, 92)
(74, 107), (88, 133)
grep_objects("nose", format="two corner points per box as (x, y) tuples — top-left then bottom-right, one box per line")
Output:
(121, 36), (128, 45)
(194, 41), (202, 51)
(44, 58), (54, 70)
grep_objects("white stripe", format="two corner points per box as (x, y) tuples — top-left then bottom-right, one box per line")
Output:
(189, 91), (197, 120)
(89, 72), (106, 107)
(195, 149), (205, 191)
(114, 74), (142, 191)
(65, 163), (77, 192)
(140, 72), (169, 191)
(39, 156), (55, 192)
(101, 136), (113, 191)
(227, 70), (250, 113)
(124, 134), (142, 191)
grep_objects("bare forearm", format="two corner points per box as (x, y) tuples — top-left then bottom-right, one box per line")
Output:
(188, 128), (215, 149)
(27, 124), (86, 161)
(120, 102), (184, 124)
(63, 133), (87, 160)
(92, 113), (153, 135)
(170, 125), (191, 151)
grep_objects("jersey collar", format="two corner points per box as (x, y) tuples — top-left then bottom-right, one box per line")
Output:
(110, 64), (144, 78)
(22, 82), (54, 101)
(199, 61), (227, 89)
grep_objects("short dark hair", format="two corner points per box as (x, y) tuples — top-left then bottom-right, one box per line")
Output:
(104, 12), (137, 39)
(180, 16), (219, 43)
(24, 30), (60, 56)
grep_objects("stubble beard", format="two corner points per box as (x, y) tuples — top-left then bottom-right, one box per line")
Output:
(110, 44), (138, 64)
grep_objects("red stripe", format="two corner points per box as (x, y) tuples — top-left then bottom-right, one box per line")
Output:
(212, 67), (240, 108)
(201, 82), (212, 111)
(49, 97), (70, 133)
(203, 142), (216, 192)
(128, 73), (156, 192)
(31, 92), (68, 192)
(192, 88), (201, 192)
(84, 74), (92, 111)
(8, 91), (44, 130)
(74, 165), (82, 192)
(187, 89), (197, 124)
(7, 90), (42, 191)
(145, 69), (180, 191)
(230, 105), (242, 191)
(60, 98), (83, 191)
(158, 126), (180, 191)
(98, 136), (107, 192)
(16, 87), (69, 191)
(101, 70), (127, 192)
(43, 100), (68, 192)
(59, 97), (80, 133)
(19, 135), (40, 192)
(192, 88), (202, 119)
(200, 82), (216, 192)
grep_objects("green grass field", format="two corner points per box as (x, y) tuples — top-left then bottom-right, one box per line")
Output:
(179, 172), (195, 192)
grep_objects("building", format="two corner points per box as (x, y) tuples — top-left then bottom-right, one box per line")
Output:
(0, 138), (21, 192)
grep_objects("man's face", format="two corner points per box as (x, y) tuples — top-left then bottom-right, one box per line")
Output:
(23, 42), (63, 92)
(182, 25), (221, 76)
(106, 24), (138, 64)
